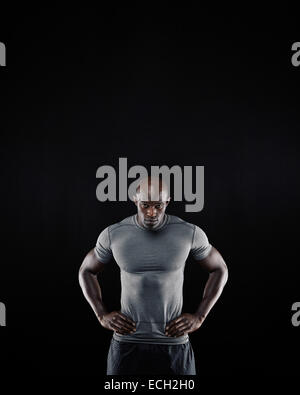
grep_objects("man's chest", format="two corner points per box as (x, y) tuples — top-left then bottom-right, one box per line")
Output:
(110, 231), (192, 272)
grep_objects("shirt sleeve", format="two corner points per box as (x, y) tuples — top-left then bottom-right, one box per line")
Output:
(94, 227), (113, 264)
(190, 225), (212, 261)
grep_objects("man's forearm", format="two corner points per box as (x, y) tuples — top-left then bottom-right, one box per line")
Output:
(195, 267), (228, 320)
(79, 269), (108, 319)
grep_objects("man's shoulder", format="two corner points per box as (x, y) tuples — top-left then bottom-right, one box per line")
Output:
(108, 215), (136, 233)
(167, 214), (195, 231)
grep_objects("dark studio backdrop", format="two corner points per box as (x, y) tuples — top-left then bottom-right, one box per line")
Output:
(0, 6), (299, 381)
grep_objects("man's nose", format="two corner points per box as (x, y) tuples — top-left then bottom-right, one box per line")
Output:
(147, 207), (157, 217)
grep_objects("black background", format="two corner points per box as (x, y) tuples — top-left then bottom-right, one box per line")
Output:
(1, 6), (299, 381)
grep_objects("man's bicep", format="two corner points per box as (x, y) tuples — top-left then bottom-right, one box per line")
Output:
(80, 249), (108, 275)
(194, 246), (227, 273)
(94, 226), (113, 264)
(190, 225), (213, 261)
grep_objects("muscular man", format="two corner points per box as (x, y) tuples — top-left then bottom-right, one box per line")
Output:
(78, 176), (228, 375)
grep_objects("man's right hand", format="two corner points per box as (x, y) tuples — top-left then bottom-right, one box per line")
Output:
(98, 311), (136, 335)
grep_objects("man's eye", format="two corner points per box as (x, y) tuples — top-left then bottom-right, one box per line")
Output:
(142, 204), (149, 208)
(155, 205), (162, 209)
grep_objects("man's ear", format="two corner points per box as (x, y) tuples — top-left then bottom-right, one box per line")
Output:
(166, 197), (171, 205)
(133, 195), (138, 206)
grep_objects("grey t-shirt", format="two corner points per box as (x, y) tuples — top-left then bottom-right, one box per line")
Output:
(94, 214), (212, 345)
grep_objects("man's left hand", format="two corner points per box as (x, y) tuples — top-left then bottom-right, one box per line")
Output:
(165, 313), (205, 337)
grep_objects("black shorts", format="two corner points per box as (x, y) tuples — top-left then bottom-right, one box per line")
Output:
(106, 337), (196, 375)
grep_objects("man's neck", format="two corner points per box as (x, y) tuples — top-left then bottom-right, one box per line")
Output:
(136, 214), (166, 230)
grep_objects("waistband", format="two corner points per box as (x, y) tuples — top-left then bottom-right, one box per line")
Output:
(112, 320), (189, 345)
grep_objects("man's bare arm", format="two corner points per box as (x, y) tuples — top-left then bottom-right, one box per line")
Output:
(165, 246), (228, 337)
(78, 249), (108, 319)
(193, 246), (228, 320)
(78, 249), (136, 334)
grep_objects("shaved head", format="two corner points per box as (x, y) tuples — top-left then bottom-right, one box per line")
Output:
(135, 176), (170, 202)
(134, 176), (170, 229)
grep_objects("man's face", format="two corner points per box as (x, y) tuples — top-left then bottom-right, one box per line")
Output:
(136, 200), (169, 229)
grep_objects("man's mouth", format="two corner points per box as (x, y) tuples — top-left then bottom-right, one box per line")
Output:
(145, 219), (158, 224)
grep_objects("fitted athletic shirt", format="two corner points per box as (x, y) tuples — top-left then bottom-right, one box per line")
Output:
(94, 214), (212, 345)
